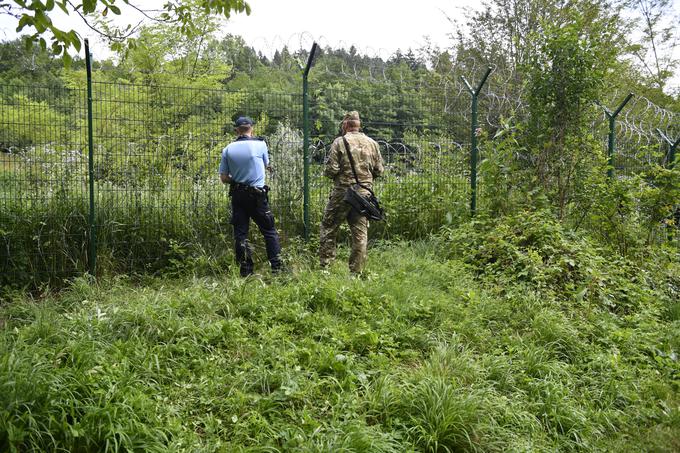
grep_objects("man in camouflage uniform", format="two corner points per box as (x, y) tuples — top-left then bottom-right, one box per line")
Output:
(319, 111), (384, 274)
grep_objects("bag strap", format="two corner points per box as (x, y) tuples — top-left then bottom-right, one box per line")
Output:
(342, 137), (376, 196)
(342, 137), (360, 185)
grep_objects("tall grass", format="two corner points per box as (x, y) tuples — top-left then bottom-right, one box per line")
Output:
(1, 236), (678, 451)
(1, 164), (469, 287)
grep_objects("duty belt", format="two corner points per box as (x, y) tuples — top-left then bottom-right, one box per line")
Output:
(231, 183), (268, 194)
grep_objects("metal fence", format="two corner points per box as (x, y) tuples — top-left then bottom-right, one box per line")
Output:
(1, 43), (678, 287)
(0, 85), (470, 284)
(90, 81), (303, 270)
(0, 84), (91, 284)
(306, 84), (473, 239)
(1, 47), (478, 286)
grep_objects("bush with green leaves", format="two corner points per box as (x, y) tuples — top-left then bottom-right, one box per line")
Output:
(440, 210), (674, 314)
(569, 163), (680, 256)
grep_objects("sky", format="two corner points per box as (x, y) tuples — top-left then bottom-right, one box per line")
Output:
(0, 0), (476, 59)
(224, 0), (475, 58)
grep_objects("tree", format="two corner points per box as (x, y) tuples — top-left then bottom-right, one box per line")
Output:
(0, 0), (250, 63)
(0, 39), (68, 89)
(627, 0), (679, 92)
(526, 2), (622, 218)
(453, 0), (563, 82)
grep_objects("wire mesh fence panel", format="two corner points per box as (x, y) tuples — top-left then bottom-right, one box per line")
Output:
(0, 84), (89, 286)
(308, 84), (471, 238)
(600, 98), (680, 244)
(602, 95), (680, 175)
(613, 122), (668, 175)
(89, 82), (303, 272)
(2, 71), (678, 287)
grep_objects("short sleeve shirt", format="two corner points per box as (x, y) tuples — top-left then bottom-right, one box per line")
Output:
(219, 138), (269, 188)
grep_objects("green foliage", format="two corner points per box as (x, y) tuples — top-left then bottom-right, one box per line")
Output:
(477, 118), (536, 216)
(7, 0), (251, 62)
(638, 165), (680, 235)
(377, 174), (468, 239)
(575, 171), (648, 255)
(571, 164), (680, 255)
(441, 210), (669, 314)
(0, 161), (237, 287)
(0, 96), (70, 148)
(526, 2), (621, 216)
(0, 40), (68, 89)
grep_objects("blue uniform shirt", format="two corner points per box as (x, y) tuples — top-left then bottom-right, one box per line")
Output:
(219, 137), (269, 188)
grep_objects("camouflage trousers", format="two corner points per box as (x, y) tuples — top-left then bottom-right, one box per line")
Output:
(319, 187), (369, 274)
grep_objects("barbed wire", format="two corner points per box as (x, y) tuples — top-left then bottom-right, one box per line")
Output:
(591, 94), (679, 152)
(90, 28), (680, 145)
(621, 95), (678, 136)
(10, 27), (680, 159)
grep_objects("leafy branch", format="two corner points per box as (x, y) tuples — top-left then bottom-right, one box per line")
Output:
(2, 0), (251, 63)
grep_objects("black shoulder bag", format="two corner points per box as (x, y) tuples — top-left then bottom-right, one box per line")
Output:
(341, 137), (385, 221)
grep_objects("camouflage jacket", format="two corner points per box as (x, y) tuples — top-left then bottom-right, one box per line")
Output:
(323, 131), (384, 188)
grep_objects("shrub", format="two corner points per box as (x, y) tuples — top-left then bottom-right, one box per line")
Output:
(440, 210), (657, 313)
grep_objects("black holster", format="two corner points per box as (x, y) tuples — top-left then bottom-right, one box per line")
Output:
(230, 182), (269, 198)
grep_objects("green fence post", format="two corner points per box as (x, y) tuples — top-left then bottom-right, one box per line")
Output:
(656, 129), (679, 170)
(85, 39), (97, 277)
(657, 129), (680, 243)
(461, 67), (492, 217)
(599, 93), (633, 179)
(302, 42), (318, 241)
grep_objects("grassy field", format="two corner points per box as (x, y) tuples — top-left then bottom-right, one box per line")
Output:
(1, 233), (679, 452)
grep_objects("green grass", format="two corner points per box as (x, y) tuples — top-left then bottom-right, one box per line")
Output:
(1, 239), (678, 452)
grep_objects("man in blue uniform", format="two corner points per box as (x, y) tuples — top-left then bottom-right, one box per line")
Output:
(219, 116), (282, 276)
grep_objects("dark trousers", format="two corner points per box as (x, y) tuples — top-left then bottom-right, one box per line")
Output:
(231, 189), (281, 276)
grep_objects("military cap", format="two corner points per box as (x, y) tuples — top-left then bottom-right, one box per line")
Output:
(343, 111), (361, 122)
(234, 116), (254, 127)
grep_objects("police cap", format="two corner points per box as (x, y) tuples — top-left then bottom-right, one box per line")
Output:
(234, 116), (254, 127)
